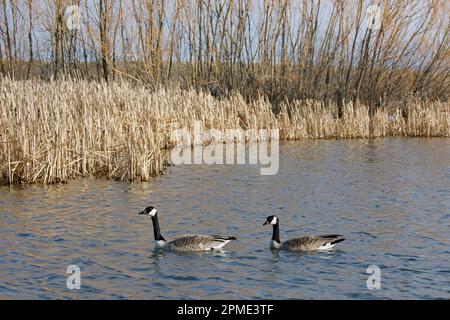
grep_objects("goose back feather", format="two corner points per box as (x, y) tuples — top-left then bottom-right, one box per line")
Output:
(166, 235), (237, 251)
(280, 234), (345, 251)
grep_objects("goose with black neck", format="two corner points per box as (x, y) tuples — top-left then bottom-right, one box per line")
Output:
(138, 206), (237, 251)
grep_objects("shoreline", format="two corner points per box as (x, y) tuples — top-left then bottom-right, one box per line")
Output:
(1, 79), (449, 186)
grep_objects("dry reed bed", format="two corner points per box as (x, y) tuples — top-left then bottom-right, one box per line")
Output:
(0, 79), (448, 185)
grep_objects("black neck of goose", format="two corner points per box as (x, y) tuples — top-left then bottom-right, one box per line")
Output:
(272, 223), (281, 243)
(151, 214), (165, 241)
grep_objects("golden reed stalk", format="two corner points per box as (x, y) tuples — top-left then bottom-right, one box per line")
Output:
(0, 79), (449, 185)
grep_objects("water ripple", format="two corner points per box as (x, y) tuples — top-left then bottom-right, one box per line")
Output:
(0, 138), (449, 299)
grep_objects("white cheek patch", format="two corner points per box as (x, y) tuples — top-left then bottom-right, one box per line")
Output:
(270, 217), (277, 225)
(149, 209), (157, 216)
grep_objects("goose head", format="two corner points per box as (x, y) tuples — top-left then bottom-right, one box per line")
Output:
(138, 206), (157, 216)
(263, 215), (278, 226)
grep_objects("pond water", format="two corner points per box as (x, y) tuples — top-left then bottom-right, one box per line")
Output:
(1, 138), (449, 299)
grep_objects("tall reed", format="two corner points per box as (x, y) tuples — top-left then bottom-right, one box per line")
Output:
(0, 78), (448, 185)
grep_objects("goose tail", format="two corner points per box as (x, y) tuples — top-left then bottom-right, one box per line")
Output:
(330, 237), (345, 245)
(212, 235), (237, 241)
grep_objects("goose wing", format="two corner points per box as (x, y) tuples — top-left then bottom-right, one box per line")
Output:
(167, 234), (236, 251)
(281, 235), (345, 251)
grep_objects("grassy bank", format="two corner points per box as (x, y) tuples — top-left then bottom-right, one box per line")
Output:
(0, 79), (449, 185)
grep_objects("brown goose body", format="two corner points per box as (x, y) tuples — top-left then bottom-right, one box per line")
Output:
(163, 234), (236, 251)
(277, 234), (345, 251)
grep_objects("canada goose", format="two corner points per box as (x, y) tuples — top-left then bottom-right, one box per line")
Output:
(263, 215), (345, 251)
(138, 206), (236, 251)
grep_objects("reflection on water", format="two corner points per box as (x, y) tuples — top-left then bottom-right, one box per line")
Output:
(0, 138), (449, 299)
